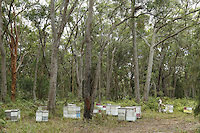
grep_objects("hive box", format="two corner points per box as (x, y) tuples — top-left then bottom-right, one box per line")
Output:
(36, 110), (49, 122)
(106, 105), (121, 116)
(118, 107), (136, 121)
(184, 107), (193, 114)
(63, 104), (81, 118)
(5, 109), (20, 121)
(132, 106), (141, 118)
(165, 104), (173, 113)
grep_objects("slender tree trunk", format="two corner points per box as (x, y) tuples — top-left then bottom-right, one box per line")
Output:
(33, 43), (40, 100)
(106, 49), (110, 100)
(98, 63), (101, 102)
(157, 44), (165, 96)
(0, 0), (7, 102)
(131, 0), (140, 103)
(74, 54), (83, 99)
(192, 85), (195, 99)
(143, 30), (155, 101)
(83, 0), (93, 120)
(106, 48), (116, 100)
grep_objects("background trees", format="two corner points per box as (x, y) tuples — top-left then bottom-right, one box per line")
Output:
(0, 0), (199, 119)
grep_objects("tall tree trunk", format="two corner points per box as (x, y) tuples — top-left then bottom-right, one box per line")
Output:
(98, 62), (101, 102)
(48, 0), (78, 114)
(106, 49), (110, 100)
(0, 0), (7, 102)
(157, 44), (165, 96)
(106, 48), (116, 100)
(10, 17), (19, 101)
(131, 0), (140, 103)
(143, 30), (155, 101)
(33, 43), (40, 100)
(83, 0), (93, 120)
(74, 53), (83, 99)
(48, 40), (58, 113)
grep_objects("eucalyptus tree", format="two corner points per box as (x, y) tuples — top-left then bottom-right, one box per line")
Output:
(0, 0), (40, 101)
(48, 0), (78, 113)
(131, 0), (141, 103)
(82, 0), (140, 119)
(83, 0), (94, 120)
(4, 0), (25, 101)
(0, 0), (7, 102)
(140, 0), (200, 101)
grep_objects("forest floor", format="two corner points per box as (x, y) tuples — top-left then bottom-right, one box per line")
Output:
(2, 110), (199, 133)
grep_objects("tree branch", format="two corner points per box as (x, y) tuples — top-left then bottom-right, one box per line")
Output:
(137, 30), (151, 47)
(15, 51), (29, 73)
(154, 24), (197, 47)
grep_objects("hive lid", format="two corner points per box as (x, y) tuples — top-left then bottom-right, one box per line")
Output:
(5, 110), (12, 112)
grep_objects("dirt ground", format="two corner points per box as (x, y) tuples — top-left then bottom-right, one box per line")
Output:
(74, 111), (200, 133)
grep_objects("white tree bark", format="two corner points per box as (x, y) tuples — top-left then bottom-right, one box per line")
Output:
(143, 29), (156, 101)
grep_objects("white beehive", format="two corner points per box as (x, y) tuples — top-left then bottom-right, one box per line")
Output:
(165, 104), (173, 113)
(36, 110), (49, 122)
(106, 104), (111, 115)
(132, 106), (141, 118)
(10, 109), (20, 121)
(42, 110), (49, 121)
(36, 110), (43, 122)
(184, 107), (193, 114)
(126, 108), (136, 121)
(106, 105), (121, 116)
(63, 105), (81, 119)
(118, 108), (126, 121)
(118, 107), (137, 121)
(93, 108), (100, 114)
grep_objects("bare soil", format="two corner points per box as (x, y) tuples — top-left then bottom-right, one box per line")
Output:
(73, 111), (200, 133)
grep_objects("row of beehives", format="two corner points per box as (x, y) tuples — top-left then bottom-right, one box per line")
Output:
(4, 104), (193, 122)
(160, 104), (193, 114)
(93, 104), (142, 121)
(63, 103), (141, 121)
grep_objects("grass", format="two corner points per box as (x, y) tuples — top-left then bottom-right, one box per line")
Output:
(1, 110), (199, 133)
(1, 98), (199, 132)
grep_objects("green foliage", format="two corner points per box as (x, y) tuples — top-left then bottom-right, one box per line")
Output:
(142, 97), (160, 111)
(116, 99), (138, 107)
(18, 76), (34, 100)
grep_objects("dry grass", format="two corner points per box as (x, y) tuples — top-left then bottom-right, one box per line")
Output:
(2, 110), (199, 133)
